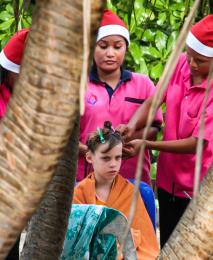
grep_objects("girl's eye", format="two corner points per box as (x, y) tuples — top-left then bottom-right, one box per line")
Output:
(114, 45), (122, 49)
(116, 156), (122, 161)
(101, 157), (110, 161)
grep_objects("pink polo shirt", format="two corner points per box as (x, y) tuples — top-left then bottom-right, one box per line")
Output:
(157, 53), (213, 198)
(78, 71), (162, 183)
(0, 83), (11, 119)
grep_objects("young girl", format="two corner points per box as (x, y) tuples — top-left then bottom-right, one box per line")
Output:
(77, 9), (162, 185)
(118, 14), (213, 248)
(74, 121), (159, 260)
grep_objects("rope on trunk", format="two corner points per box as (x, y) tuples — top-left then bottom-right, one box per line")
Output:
(193, 61), (213, 216)
(80, 0), (91, 115)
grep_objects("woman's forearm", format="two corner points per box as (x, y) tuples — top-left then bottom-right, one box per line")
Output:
(132, 127), (159, 141)
(145, 136), (198, 154)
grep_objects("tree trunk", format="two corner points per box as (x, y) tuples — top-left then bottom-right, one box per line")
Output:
(0, 0), (82, 258)
(159, 165), (213, 259)
(21, 1), (104, 259)
(0, 0), (104, 258)
(20, 115), (79, 260)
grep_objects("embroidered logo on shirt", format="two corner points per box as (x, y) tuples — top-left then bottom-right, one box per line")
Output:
(87, 94), (97, 105)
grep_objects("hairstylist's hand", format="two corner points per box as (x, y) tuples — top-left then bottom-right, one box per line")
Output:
(116, 124), (135, 142)
(122, 139), (144, 159)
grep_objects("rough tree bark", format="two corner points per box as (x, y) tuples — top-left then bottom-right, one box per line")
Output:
(0, 0), (82, 258)
(20, 1), (104, 259)
(20, 116), (79, 260)
(159, 165), (213, 259)
(0, 0), (105, 258)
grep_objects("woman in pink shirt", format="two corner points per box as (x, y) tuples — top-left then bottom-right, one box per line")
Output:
(118, 15), (213, 248)
(0, 29), (29, 120)
(78, 10), (162, 184)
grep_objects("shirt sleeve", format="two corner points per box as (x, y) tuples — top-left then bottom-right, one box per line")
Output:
(158, 53), (188, 104)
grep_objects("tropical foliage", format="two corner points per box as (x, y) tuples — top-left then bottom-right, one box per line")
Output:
(107, 0), (191, 82)
(0, 0), (32, 49)
(107, 0), (211, 82)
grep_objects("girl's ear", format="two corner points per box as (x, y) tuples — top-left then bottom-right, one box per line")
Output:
(86, 151), (93, 164)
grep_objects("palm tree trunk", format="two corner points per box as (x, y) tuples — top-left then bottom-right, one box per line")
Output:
(21, 1), (104, 259)
(159, 165), (213, 259)
(0, 0), (104, 258)
(20, 115), (79, 260)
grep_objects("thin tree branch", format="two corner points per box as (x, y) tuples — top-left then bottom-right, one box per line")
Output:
(193, 60), (213, 216)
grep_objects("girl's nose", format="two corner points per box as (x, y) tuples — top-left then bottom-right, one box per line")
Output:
(109, 160), (117, 168)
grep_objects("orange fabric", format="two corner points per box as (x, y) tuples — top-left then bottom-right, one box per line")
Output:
(95, 195), (107, 206)
(73, 173), (159, 260)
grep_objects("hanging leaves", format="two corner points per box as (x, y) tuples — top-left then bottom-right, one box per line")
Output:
(0, 0), (33, 49)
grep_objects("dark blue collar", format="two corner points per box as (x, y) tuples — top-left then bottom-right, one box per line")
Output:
(89, 64), (132, 84)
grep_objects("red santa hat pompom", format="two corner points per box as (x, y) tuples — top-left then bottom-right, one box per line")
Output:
(0, 28), (29, 73)
(186, 14), (213, 57)
(96, 9), (130, 45)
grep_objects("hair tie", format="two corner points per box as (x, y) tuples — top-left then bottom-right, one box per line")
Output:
(97, 127), (105, 144)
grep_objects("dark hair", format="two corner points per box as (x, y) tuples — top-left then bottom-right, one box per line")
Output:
(0, 65), (8, 85)
(87, 121), (123, 153)
(0, 65), (13, 93)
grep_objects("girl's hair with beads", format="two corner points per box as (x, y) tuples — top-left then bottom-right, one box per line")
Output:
(87, 121), (123, 153)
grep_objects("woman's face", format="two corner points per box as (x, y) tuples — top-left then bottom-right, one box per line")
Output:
(94, 35), (127, 74)
(186, 46), (212, 80)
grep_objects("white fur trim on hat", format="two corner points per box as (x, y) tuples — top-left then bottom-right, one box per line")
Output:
(0, 50), (20, 73)
(186, 32), (213, 57)
(97, 25), (130, 45)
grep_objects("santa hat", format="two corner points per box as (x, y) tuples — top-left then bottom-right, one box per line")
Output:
(96, 9), (130, 45)
(0, 28), (29, 73)
(186, 14), (213, 57)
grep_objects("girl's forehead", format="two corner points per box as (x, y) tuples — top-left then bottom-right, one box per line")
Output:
(95, 142), (123, 154)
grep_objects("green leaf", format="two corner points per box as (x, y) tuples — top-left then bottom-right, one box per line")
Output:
(157, 12), (167, 26)
(142, 46), (162, 59)
(150, 162), (157, 180)
(6, 3), (14, 14)
(0, 19), (14, 30)
(0, 33), (6, 40)
(155, 31), (168, 51)
(150, 0), (167, 9)
(0, 11), (12, 21)
(142, 29), (155, 42)
(139, 58), (149, 75)
(170, 3), (185, 11)
(166, 31), (178, 54)
(170, 14), (181, 30)
(129, 42), (142, 65)
(150, 63), (164, 80)
(1, 35), (10, 48)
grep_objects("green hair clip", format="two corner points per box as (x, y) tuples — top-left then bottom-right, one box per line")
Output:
(97, 127), (105, 144)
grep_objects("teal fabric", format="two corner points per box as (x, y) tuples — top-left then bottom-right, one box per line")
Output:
(61, 204), (121, 260)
